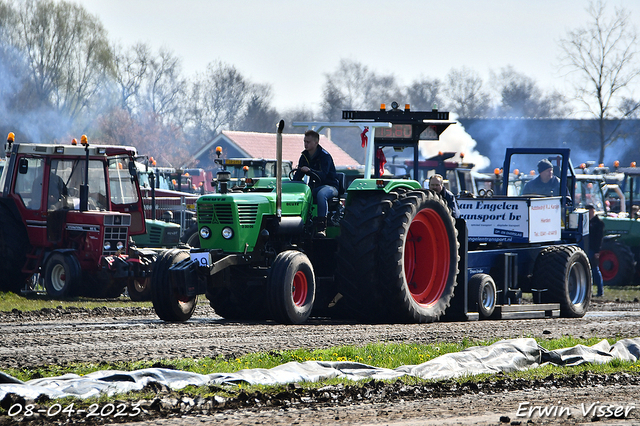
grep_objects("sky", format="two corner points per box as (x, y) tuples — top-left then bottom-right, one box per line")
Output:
(68, 0), (640, 113)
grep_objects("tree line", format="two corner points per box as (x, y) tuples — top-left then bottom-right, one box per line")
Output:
(0, 0), (638, 165)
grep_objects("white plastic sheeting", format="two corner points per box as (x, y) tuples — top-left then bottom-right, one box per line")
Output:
(1, 337), (639, 401)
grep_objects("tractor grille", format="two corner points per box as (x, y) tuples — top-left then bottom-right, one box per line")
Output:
(103, 226), (128, 255)
(238, 204), (259, 224)
(198, 203), (214, 224)
(148, 225), (162, 245)
(213, 204), (234, 224)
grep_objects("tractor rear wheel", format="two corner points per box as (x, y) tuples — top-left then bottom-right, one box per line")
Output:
(469, 273), (497, 319)
(599, 241), (635, 286)
(267, 250), (315, 324)
(335, 191), (396, 320)
(377, 190), (459, 323)
(0, 205), (30, 294)
(151, 249), (197, 322)
(534, 245), (591, 318)
(44, 252), (81, 298)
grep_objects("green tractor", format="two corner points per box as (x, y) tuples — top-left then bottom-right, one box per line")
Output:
(151, 105), (459, 324)
(599, 166), (640, 286)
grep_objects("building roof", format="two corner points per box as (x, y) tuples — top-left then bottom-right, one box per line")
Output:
(190, 131), (361, 168)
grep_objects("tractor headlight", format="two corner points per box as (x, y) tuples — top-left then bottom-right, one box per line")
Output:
(221, 227), (234, 239)
(104, 242), (111, 251)
(200, 226), (211, 239)
(116, 241), (124, 250)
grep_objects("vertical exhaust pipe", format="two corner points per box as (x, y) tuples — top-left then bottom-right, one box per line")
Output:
(276, 120), (284, 219)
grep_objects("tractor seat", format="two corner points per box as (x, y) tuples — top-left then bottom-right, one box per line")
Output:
(327, 172), (346, 213)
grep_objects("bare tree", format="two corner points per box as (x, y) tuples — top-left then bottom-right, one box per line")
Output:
(442, 66), (491, 118)
(559, 0), (640, 163)
(13, 0), (113, 121)
(321, 59), (401, 120)
(112, 42), (150, 114)
(490, 66), (571, 118)
(405, 77), (443, 111)
(142, 47), (187, 124)
(187, 61), (249, 143)
(237, 83), (279, 133)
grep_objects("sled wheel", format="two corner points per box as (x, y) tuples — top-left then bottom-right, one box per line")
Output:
(534, 245), (591, 318)
(378, 190), (459, 323)
(151, 249), (197, 322)
(44, 252), (81, 298)
(599, 241), (635, 286)
(0, 205), (30, 293)
(469, 273), (497, 319)
(128, 278), (152, 301)
(267, 250), (315, 324)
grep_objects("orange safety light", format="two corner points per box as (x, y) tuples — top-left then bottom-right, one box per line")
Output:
(632, 162), (637, 168)
(80, 135), (88, 145)
(513, 169), (520, 176)
(599, 163), (604, 168)
(460, 152), (465, 159)
(152, 159), (156, 166)
(404, 104), (410, 111)
(184, 173), (190, 177)
(380, 104), (386, 111)
(199, 182), (203, 187)
(614, 160), (620, 168)
(7, 132), (14, 143)
(580, 163), (586, 169)
(438, 151), (443, 156)
(494, 168), (500, 175)
(243, 166), (249, 171)
(216, 146), (222, 154)
(530, 170), (535, 176)
(71, 138), (77, 145)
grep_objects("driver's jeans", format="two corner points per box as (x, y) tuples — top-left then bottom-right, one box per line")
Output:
(589, 249), (603, 296)
(313, 185), (338, 218)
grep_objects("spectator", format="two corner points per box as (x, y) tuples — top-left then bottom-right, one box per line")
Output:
(587, 204), (604, 297)
(428, 174), (459, 218)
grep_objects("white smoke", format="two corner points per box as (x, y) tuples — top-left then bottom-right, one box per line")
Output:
(419, 112), (491, 171)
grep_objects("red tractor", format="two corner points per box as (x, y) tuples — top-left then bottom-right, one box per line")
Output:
(0, 133), (155, 298)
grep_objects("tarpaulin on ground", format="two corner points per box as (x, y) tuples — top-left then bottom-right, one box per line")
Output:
(1, 337), (639, 401)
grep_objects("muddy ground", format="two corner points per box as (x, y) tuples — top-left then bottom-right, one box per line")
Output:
(1, 299), (640, 425)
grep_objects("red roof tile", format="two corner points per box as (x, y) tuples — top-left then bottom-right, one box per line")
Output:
(221, 131), (361, 167)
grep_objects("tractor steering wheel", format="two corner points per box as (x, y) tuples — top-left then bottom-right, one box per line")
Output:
(289, 168), (321, 183)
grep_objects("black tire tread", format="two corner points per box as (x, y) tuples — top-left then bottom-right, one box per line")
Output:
(533, 245), (591, 318)
(377, 190), (460, 323)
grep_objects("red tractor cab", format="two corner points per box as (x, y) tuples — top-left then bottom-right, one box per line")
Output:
(0, 133), (155, 298)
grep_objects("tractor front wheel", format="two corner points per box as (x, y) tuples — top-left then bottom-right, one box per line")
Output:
(44, 252), (81, 298)
(267, 250), (315, 324)
(151, 249), (197, 322)
(128, 278), (152, 301)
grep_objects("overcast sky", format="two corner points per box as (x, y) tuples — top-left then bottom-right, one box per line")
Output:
(70, 0), (640, 113)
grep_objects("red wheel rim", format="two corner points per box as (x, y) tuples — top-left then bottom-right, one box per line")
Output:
(599, 250), (618, 281)
(292, 270), (308, 307)
(404, 208), (450, 306)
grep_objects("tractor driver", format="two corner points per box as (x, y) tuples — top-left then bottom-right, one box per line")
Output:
(47, 172), (68, 210)
(292, 130), (339, 237)
(522, 158), (560, 196)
